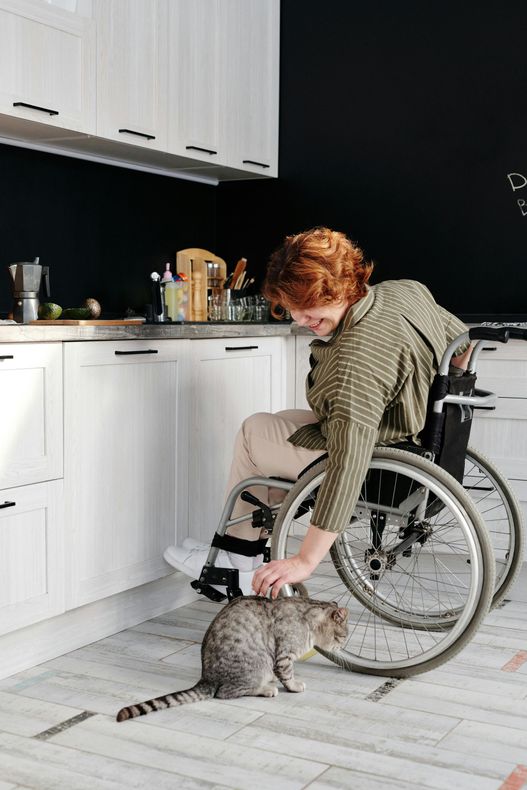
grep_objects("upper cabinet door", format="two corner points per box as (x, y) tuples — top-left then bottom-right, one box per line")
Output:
(167, 0), (223, 165)
(95, 0), (168, 151)
(222, 0), (280, 177)
(0, 0), (96, 133)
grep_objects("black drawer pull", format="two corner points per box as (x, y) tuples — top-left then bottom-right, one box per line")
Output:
(242, 160), (270, 168)
(13, 101), (59, 116)
(0, 501), (16, 510)
(0, 355), (14, 361)
(186, 145), (218, 156)
(482, 347), (497, 351)
(118, 128), (156, 140)
(115, 349), (159, 355)
(225, 346), (259, 351)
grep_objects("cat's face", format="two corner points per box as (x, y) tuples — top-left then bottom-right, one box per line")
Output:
(315, 604), (349, 650)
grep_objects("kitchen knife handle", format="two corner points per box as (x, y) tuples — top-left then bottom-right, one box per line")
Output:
(0, 501), (16, 510)
(0, 355), (14, 361)
(13, 101), (59, 116)
(242, 160), (270, 168)
(224, 346), (259, 351)
(186, 146), (218, 156)
(114, 349), (159, 355)
(118, 128), (156, 140)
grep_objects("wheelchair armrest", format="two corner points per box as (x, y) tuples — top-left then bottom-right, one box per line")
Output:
(443, 388), (497, 408)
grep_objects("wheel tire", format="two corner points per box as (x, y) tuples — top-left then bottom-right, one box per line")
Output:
(272, 447), (496, 677)
(464, 446), (524, 608)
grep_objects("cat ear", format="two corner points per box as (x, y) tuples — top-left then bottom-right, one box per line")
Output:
(331, 607), (348, 624)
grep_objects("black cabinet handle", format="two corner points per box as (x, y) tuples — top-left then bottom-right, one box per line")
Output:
(242, 160), (270, 168)
(13, 101), (59, 116)
(225, 346), (259, 351)
(186, 145), (217, 156)
(118, 129), (156, 140)
(0, 355), (14, 361)
(0, 501), (16, 510)
(115, 349), (159, 356)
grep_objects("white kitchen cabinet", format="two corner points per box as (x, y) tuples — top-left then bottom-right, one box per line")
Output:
(0, 0), (96, 134)
(470, 340), (527, 543)
(95, 0), (168, 151)
(0, 480), (64, 636)
(188, 337), (286, 542)
(0, 343), (63, 490)
(167, 0), (223, 166)
(221, 0), (280, 177)
(64, 339), (188, 608)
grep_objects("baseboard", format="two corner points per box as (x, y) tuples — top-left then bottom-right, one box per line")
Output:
(0, 572), (199, 680)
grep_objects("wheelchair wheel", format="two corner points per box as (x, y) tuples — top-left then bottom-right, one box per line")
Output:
(272, 447), (495, 677)
(464, 446), (524, 608)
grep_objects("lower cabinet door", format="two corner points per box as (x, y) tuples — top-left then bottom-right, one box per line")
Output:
(188, 337), (285, 543)
(0, 480), (64, 636)
(64, 340), (188, 608)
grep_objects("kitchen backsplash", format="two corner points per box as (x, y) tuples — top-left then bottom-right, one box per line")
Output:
(1, 143), (217, 318)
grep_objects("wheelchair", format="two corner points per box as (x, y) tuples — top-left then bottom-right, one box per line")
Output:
(191, 325), (526, 677)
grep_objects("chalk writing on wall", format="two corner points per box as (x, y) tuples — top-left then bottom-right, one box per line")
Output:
(507, 173), (527, 216)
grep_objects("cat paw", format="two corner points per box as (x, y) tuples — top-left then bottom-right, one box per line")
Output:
(284, 680), (306, 693)
(260, 685), (279, 697)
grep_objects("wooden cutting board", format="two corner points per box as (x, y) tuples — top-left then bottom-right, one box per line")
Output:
(30, 319), (146, 325)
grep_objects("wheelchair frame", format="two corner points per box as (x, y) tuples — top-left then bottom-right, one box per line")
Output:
(190, 324), (526, 675)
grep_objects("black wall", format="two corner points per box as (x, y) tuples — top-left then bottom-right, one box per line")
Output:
(1, 145), (216, 316)
(217, 0), (527, 319)
(3, 1), (527, 320)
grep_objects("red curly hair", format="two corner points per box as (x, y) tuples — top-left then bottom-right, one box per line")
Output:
(262, 227), (373, 318)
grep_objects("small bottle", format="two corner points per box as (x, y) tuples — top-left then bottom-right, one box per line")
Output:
(161, 262), (173, 282)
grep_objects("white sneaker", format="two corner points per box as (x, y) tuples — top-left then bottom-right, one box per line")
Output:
(182, 537), (210, 551)
(163, 544), (256, 596)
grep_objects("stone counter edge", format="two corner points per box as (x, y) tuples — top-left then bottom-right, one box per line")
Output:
(0, 322), (312, 342)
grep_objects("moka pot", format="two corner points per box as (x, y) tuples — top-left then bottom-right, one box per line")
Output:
(7, 258), (50, 323)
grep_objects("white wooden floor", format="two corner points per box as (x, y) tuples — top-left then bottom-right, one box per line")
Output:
(1, 568), (526, 790)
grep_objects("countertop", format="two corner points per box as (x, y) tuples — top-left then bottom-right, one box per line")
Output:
(0, 321), (310, 343)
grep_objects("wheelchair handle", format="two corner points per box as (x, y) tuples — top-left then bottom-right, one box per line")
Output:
(468, 326), (527, 342)
(440, 325), (527, 375)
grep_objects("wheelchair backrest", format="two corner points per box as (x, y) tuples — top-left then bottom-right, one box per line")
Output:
(419, 370), (477, 483)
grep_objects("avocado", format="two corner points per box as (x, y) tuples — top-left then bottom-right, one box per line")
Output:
(38, 303), (62, 320)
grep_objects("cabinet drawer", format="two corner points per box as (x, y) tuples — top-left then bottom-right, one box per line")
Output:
(0, 343), (63, 489)
(0, 479), (64, 635)
(471, 410), (527, 481)
(475, 342), (527, 398)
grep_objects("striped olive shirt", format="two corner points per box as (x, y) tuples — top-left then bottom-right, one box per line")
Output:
(288, 279), (468, 533)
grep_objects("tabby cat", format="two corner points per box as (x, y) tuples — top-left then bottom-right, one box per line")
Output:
(116, 595), (348, 722)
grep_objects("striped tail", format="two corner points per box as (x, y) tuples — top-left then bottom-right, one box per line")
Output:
(116, 680), (214, 722)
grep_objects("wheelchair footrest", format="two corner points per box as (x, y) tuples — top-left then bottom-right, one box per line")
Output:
(190, 580), (227, 602)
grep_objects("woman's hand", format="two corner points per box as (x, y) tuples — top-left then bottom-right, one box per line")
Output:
(252, 555), (315, 599)
(252, 524), (339, 599)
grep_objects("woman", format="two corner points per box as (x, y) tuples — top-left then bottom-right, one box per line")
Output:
(164, 227), (469, 598)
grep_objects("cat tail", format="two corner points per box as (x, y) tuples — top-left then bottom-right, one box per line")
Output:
(116, 680), (215, 722)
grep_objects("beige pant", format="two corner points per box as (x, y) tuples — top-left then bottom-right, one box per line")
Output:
(225, 409), (326, 541)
